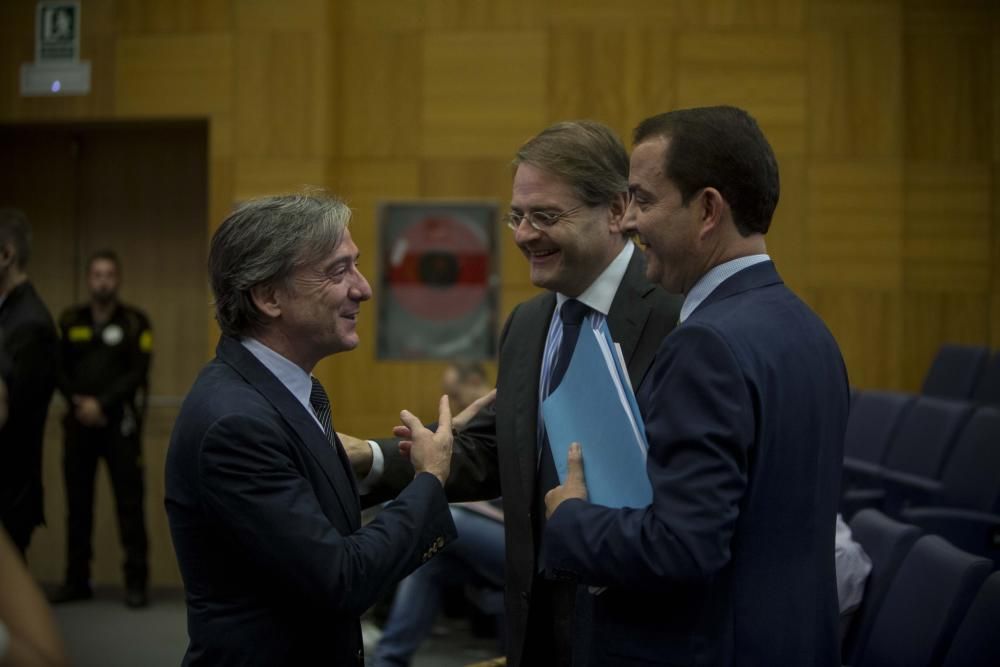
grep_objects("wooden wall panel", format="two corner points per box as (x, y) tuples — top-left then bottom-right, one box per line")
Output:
(903, 161), (992, 292)
(550, 0), (675, 26)
(421, 31), (547, 157)
(903, 32), (992, 161)
(807, 0), (901, 29)
(677, 0), (804, 29)
(805, 161), (904, 289)
(900, 292), (992, 390)
(807, 29), (903, 158)
(425, 0), (548, 29)
(335, 31), (422, 158)
(809, 289), (902, 389)
(676, 33), (807, 156)
(233, 157), (325, 201)
(548, 29), (676, 142)
(114, 34), (232, 116)
(338, 0), (425, 31)
(114, 0), (232, 35)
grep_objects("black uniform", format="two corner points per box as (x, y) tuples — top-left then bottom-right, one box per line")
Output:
(58, 302), (151, 591)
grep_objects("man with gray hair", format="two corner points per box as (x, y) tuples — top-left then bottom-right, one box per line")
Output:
(165, 194), (458, 666)
(0, 208), (58, 557)
(350, 121), (682, 666)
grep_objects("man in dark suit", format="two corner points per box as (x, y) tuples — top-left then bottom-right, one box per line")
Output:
(0, 208), (58, 556)
(165, 194), (458, 666)
(349, 121), (682, 666)
(544, 106), (850, 665)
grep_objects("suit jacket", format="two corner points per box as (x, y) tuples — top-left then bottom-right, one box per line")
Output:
(166, 336), (456, 666)
(0, 281), (58, 540)
(376, 250), (682, 666)
(545, 261), (849, 666)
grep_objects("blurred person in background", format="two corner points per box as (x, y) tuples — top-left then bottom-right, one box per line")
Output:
(0, 208), (58, 558)
(50, 250), (152, 608)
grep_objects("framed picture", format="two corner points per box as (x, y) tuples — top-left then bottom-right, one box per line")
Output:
(377, 201), (499, 360)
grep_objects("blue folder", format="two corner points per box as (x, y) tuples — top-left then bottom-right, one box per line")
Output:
(541, 322), (653, 509)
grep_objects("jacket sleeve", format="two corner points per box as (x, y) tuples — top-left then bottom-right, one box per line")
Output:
(544, 322), (753, 589)
(197, 413), (457, 617)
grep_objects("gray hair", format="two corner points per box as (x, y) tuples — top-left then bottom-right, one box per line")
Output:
(513, 120), (629, 207)
(0, 208), (32, 269)
(209, 194), (350, 337)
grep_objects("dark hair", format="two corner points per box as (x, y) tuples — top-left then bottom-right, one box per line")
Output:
(633, 106), (779, 235)
(87, 249), (121, 273)
(0, 208), (32, 269)
(209, 194), (350, 337)
(514, 120), (629, 207)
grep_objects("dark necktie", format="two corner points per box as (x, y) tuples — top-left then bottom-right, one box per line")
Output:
(310, 377), (359, 499)
(547, 299), (591, 396)
(535, 300), (590, 566)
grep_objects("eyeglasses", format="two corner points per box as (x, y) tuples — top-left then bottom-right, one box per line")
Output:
(504, 204), (585, 232)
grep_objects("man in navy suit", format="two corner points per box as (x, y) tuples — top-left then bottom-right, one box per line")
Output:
(166, 194), (458, 666)
(545, 106), (850, 665)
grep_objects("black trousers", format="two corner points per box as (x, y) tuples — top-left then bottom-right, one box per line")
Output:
(63, 418), (148, 589)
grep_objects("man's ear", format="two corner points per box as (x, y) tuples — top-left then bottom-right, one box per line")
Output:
(697, 187), (726, 241)
(0, 242), (14, 269)
(250, 282), (281, 319)
(607, 190), (629, 234)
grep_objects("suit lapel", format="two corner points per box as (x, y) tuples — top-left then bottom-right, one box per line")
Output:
(606, 252), (655, 392)
(513, 295), (555, 498)
(217, 337), (361, 531)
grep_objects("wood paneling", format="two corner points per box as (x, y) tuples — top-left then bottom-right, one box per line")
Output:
(676, 32), (807, 156)
(807, 29), (903, 158)
(335, 30), (422, 158)
(114, 0), (232, 35)
(805, 161), (905, 289)
(115, 34), (232, 116)
(421, 31), (547, 158)
(903, 161), (992, 292)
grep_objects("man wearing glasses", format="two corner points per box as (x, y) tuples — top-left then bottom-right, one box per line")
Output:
(350, 120), (681, 666)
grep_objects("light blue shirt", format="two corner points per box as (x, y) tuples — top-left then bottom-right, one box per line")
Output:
(679, 254), (771, 323)
(537, 242), (635, 455)
(240, 337), (382, 489)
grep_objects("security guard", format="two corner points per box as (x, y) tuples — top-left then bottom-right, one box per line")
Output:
(50, 250), (152, 608)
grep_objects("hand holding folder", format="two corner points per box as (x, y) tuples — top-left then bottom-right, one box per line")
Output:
(541, 321), (653, 509)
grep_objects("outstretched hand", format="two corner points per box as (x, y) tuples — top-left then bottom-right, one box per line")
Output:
(393, 388), (496, 442)
(399, 395), (454, 485)
(544, 442), (588, 518)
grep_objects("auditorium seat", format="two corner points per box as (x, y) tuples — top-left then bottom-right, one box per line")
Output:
(843, 510), (922, 664)
(971, 351), (1000, 405)
(853, 535), (992, 667)
(921, 344), (990, 401)
(941, 572), (1000, 667)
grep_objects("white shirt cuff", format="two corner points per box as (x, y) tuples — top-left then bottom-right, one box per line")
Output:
(356, 440), (384, 493)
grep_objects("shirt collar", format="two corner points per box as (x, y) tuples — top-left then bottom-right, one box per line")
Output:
(241, 337), (316, 417)
(555, 241), (634, 315)
(680, 254), (770, 323)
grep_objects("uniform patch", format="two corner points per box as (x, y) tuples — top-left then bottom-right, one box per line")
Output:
(139, 330), (153, 353)
(102, 324), (124, 346)
(68, 325), (93, 342)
